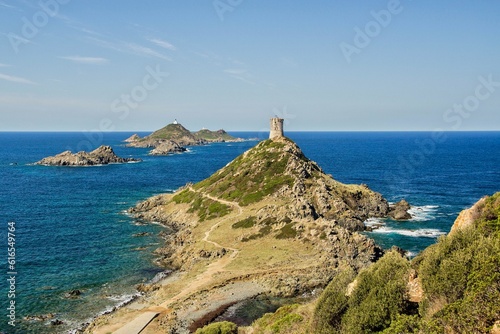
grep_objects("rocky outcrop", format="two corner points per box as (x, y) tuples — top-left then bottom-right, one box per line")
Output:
(150, 140), (187, 155)
(388, 199), (412, 220)
(35, 145), (141, 166)
(450, 196), (487, 234)
(124, 134), (141, 142)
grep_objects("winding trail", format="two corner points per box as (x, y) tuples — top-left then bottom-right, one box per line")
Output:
(191, 186), (243, 258)
(112, 188), (244, 334)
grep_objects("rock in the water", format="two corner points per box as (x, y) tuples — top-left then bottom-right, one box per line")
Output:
(64, 289), (82, 298)
(124, 134), (141, 142)
(132, 232), (151, 237)
(150, 141), (187, 155)
(50, 319), (64, 326)
(35, 145), (141, 166)
(388, 199), (412, 220)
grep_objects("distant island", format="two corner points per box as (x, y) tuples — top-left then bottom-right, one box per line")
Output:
(35, 145), (141, 166)
(125, 120), (243, 155)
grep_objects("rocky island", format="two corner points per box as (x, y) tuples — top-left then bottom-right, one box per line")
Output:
(125, 120), (242, 155)
(35, 145), (141, 166)
(85, 119), (413, 334)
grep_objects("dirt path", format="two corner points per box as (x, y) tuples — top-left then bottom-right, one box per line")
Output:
(112, 189), (246, 333)
(190, 186), (242, 257)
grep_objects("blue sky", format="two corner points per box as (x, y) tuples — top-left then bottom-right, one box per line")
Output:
(1, 0), (499, 131)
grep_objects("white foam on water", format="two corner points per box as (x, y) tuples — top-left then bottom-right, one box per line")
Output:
(408, 205), (439, 222)
(372, 226), (445, 238)
(364, 218), (385, 228)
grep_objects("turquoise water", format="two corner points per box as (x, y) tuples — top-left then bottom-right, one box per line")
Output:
(0, 131), (499, 333)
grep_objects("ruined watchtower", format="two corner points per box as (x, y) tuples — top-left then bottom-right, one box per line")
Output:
(269, 117), (284, 140)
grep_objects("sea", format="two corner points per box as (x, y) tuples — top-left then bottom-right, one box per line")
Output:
(0, 131), (499, 333)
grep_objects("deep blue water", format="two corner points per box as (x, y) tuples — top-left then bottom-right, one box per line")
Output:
(0, 131), (499, 333)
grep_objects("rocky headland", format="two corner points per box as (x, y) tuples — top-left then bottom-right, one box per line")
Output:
(126, 122), (242, 155)
(35, 145), (141, 166)
(85, 129), (412, 333)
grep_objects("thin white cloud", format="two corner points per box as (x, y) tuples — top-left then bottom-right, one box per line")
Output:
(224, 68), (255, 85)
(0, 63), (11, 67)
(124, 42), (172, 61)
(0, 73), (37, 85)
(148, 38), (177, 51)
(0, 1), (20, 10)
(86, 37), (172, 61)
(224, 69), (247, 75)
(59, 56), (109, 64)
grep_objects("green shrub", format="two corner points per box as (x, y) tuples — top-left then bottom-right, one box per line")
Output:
(341, 250), (410, 333)
(232, 216), (257, 229)
(380, 314), (421, 334)
(275, 222), (298, 239)
(195, 321), (237, 334)
(242, 225), (273, 242)
(184, 193), (230, 221)
(310, 267), (356, 333)
(172, 189), (196, 203)
(417, 232), (500, 333)
(252, 304), (304, 333)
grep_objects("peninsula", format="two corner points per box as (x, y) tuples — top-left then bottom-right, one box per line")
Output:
(125, 120), (242, 155)
(35, 145), (141, 166)
(86, 119), (410, 333)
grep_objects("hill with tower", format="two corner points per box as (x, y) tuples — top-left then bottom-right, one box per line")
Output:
(88, 118), (406, 333)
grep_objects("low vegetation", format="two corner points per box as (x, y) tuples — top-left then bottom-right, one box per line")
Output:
(193, 140), (296, 206)
(232, 216), (257, 229)
(172, 189), (231, 221)
(250, 304), (307, 334)
(195, 321), (238, 334)
(249, 192), (500, 334)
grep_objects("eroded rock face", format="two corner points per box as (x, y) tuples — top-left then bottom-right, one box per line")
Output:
(388, 199), (412, 220)
(450, 196), (488, 234)
(150, 141), (187, 155)
(35, 145), (141, 166)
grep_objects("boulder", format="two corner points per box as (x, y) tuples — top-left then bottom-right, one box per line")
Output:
(388, 199), (412, 220)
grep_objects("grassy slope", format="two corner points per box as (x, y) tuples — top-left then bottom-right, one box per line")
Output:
(193, 138), (305, 206)
(194, 129), (236, 141)
(147, 123), (194, 140)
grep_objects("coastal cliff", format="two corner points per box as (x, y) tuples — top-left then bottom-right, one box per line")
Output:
(86, 134), (395, 333)
(35, 145), (141, 166)
(238, 192), (500, 334)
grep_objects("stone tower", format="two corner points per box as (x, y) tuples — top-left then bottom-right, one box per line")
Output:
(269, 117), (284, 140)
